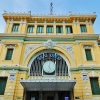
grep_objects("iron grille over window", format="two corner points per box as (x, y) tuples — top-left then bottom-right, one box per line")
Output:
(30, 52), (68, 76)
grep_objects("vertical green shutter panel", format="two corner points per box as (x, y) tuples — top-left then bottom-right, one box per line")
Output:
(47, 26), (53, 33)
(56, 26), (62, 33)
(37, 26), (43, 33)
(61, 26), (63, 33)
(56, 27), (58, 33)
(66, 27), (70, 33)
(80, 25), (87, 32)
(66, 26), (73, 33)
(85, 49), (93, 61)
(0, 77), (7, 95)
(37, 26), (39, 33)
(12, 24), (19, 32)
(90, 78), (100, 95)
(6, 49), (13, 60)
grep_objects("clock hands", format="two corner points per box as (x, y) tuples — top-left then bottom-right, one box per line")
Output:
(48, 61), (51, 72)
(43, 61), (55, 74)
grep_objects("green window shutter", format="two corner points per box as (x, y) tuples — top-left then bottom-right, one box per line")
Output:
(0, 77), (7, 95)
(46, 26), (53, 33)
(5, 48), (13, 60)
(80, 25), (87, 32)
(12, 24), (19, 32)
(27, 26), (34, 33)
(90, 77), (100, 95)
(56, 26), (59, 33)
(37, 26), (44, 33)
(66, 26), (73, 34)
(37, 26), (39, 33)
(85, 49), (93, 61)
(56, 26), (63, 33)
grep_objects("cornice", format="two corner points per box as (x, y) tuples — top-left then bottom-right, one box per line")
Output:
(71, 66), (100, 72)
(0, 34), (99, 42)
(3, 12), (96, 23)
(0, 65), (28, 72)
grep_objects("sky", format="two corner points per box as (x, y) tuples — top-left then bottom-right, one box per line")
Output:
(0, 0), (100, 34)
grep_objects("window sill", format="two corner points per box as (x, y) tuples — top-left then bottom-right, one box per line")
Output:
(2, 60), (13, 62)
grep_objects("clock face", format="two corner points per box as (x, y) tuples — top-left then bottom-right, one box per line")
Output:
(43, 61), (55, 74)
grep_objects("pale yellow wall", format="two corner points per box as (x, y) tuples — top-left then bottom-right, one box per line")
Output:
(4, 19), (95, 34)
(0, 15), (99, 100)
(0, 40), (100, 68)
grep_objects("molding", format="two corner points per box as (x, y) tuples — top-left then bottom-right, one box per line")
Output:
(0, 34), (99, 42)
(0, 65), (29, 72)
(71, 65), (100, 72)
(3, 12), (96, 23)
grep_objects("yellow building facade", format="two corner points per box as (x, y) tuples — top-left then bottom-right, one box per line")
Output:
(0, 12), (100, 100)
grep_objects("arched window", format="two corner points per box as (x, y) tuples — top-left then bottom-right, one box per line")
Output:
(29, 52), (68, 76)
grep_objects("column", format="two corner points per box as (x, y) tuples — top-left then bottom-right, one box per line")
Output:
(44, 21), (46, 35)
(39, 91), (43, 100)
(76, 20), (81, 34)
(8, 20), (13, 33)
(19, 20), (23, 33)
(21, 20), (27, 34)
(72, 20), (78, 34)
(34, 21), (37, 35)
(55, 92), (58, 100)
(87, 20), (94, 33)
(63, 25), (66, 35)
(4, 20), (10, 33)
(53, 21), (56, 35)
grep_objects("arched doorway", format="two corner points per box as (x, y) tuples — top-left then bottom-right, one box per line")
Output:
(21, 49), (76, 100)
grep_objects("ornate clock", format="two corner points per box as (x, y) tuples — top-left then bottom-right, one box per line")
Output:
(43, 61), (55, 74)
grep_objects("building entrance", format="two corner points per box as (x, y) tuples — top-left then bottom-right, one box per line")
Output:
(26, 91), (71, 100)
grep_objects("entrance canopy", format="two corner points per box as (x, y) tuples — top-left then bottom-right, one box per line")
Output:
(21, 79), (76, 91)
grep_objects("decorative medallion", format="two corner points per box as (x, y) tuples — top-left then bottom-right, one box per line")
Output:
(44, 39), (56, 49)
